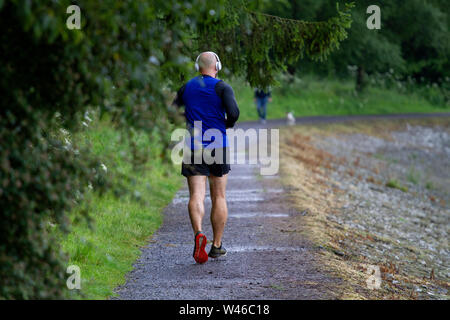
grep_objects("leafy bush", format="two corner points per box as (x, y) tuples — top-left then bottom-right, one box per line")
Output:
(368, 71), (449, 107)
(0, 0), (214, 299)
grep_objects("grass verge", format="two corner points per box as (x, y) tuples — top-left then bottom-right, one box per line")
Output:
(59, 117), (182, 299)
(231, 75), (449, 122)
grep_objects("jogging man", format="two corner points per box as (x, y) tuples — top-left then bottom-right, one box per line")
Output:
(173, 51), (240, 264)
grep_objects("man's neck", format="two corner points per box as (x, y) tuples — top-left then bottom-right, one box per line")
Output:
(200, 70), (216, 78)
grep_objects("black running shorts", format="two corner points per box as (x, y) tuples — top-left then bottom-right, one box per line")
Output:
(181, 148), (230, 177)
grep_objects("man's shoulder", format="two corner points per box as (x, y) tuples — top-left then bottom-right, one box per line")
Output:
(215, 79), (233, 91)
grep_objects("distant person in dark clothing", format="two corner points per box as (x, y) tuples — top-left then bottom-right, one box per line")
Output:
(254, 88), (272, 124)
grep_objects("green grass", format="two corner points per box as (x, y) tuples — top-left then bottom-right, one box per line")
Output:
(425, 181), (434, 190)
(407, 166), (422, 185)
(231, 75), (449, 122)
(386, 179), (409, 192)
(59, 117), (182, 299)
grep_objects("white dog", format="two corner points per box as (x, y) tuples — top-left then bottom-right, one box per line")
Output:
(286, 112), (295, 126)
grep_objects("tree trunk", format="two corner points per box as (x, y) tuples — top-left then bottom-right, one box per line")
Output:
(356, 65), (365, 92)
(287, 64), (296, 83)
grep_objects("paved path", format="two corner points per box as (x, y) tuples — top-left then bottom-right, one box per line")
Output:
(115, 123), (342, 299)
(251, 112), (450, 129)
(115, 113), (449, 300)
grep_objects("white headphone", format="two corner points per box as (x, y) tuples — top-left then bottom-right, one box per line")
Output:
(195, 51), (222, 72)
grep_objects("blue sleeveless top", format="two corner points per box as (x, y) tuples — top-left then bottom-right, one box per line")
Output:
(182, 75), (228, 149)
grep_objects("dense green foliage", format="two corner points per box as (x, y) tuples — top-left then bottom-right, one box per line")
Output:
(0, 0), (353, 298)
(0, 0), (218, 299)
(197, 2), (354, 88)
(265, 0), (449, 91)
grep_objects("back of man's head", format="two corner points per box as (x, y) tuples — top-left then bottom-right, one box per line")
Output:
(198, 52), (216, 73)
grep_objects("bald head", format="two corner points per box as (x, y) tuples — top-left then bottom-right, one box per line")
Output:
(197, 52), (218, 74)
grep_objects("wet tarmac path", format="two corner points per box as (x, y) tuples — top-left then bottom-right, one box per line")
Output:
(115, 113), (449, 300)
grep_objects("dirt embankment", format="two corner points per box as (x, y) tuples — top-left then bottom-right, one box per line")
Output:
(280, 118), (449, 300)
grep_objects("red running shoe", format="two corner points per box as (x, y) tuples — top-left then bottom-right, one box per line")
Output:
(193, 231), (208, 264)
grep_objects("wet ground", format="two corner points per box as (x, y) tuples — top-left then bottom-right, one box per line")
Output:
(115, 113), (449, 300)
(114, 124), (341, 299)
(281, 117), (449, 299)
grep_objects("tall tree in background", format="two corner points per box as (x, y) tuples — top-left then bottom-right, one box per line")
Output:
(257, 0), (328, 77)
(264, 0), (449, 90)
(383, 0), (449, 82)
(327, 1), (404, 91)
(195, 1), (354, 88)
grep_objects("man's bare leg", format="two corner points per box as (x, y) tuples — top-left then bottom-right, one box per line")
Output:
(187, 175), (207, 234)
(209, 174), (228, 247)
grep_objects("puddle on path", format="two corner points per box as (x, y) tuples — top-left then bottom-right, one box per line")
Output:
(227, 246), (305, 253)
(228, 175), (278, 180)
(172, 195), (266, 204)
(177, 188), (283, 197)
(229, 213), (289, 218)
